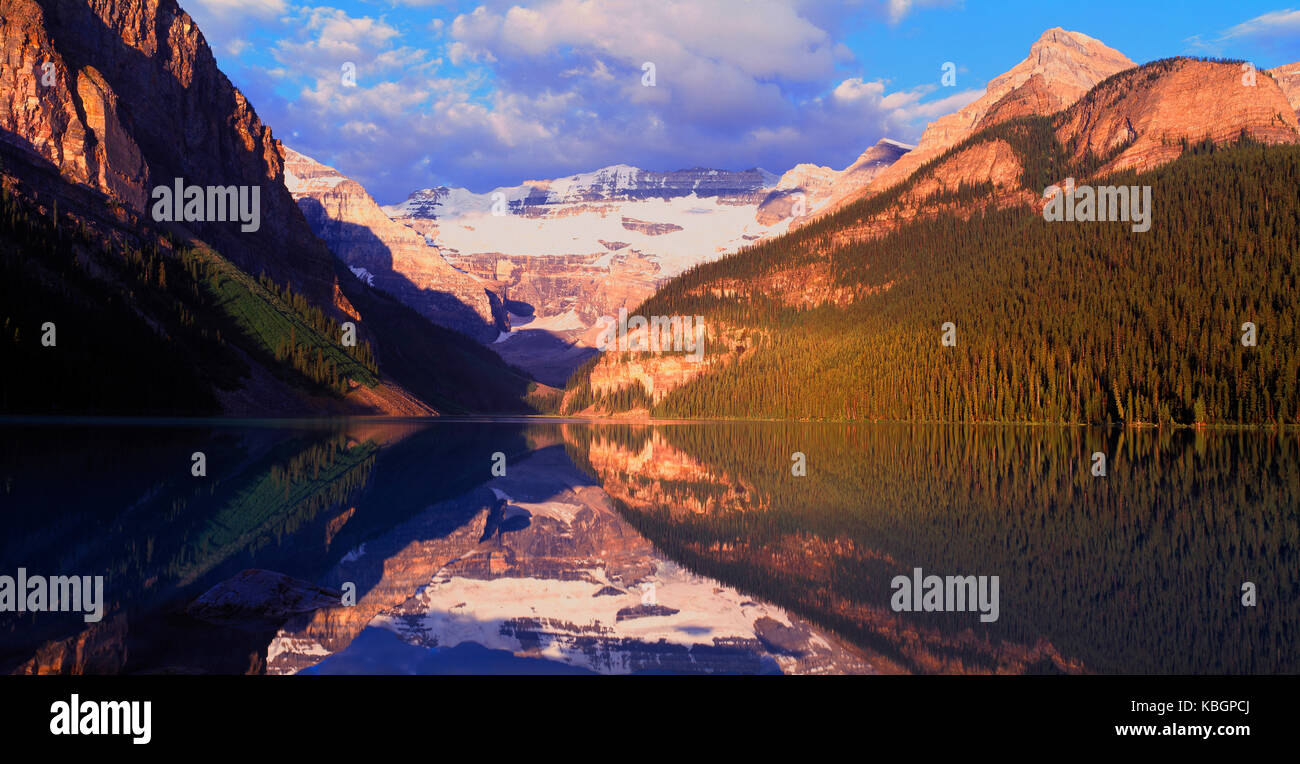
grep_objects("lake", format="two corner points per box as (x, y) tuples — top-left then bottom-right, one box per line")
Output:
(1, 418), (1295, 674)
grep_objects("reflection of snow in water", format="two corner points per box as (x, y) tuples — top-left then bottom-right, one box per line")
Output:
(373, 557), (832, 675)
(268, 447), (871, 675)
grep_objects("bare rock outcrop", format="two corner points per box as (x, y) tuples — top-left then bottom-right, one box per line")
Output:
(1267, 62), (1300, 117)
(0, 0), (337, 301)
(845, 28), (1135, 208)
(283, 147), (503, 342)
(1056, 58), (1300, 178)
(776, 138), (911, 228)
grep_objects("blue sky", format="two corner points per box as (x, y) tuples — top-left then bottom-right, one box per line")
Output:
(181, 1), (1300, 203)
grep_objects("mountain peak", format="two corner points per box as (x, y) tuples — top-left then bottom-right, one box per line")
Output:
(874, 138), (916, 152)
(986, 28), (1134, 109)
(828, 27), (1134, 208)
(0, 0), (338, 300)
(1035, 26), (1098, 44)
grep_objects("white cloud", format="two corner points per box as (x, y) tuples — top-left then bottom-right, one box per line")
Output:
(226, 0), (974, 201)
(884, 0), (960, 24)
(451, 0), (841, 82)
(1221, 9), (1300, 40)
(1188, 9), (1300, 59)
(183, 0), (289, 56)
(187, 0), (287, 15)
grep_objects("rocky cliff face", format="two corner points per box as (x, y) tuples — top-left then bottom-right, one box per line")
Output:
(382, 165), (791, 381)
(831, 27), (1135, 215)
(0, 0), (335, 300)
(380, 151), (905, 384)
(1268, 62), (1300, 116)
(283, 147), (503, 342)
(764, 138), (912, 227)
(572, 31), (1300, 410)
(0, 0), (545, 416)
(812, 48), (1298, 247)
(1055, 58), (1299, 178)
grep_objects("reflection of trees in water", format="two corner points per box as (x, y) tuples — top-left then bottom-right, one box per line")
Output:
(568, 423), (1299, 674)
(0, 428), (379, 671)
(171, 434), (379, 585)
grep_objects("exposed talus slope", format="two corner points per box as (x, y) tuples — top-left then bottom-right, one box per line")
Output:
(283, 147), (503, 342)
(0, 0), (335, 301)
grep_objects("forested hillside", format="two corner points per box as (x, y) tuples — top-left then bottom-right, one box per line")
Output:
(0, 148), (551, 416)
(569, 139), (1300, 425)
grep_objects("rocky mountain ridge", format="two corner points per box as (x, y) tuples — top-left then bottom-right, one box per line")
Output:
(811, 27), (1137, 221)
(282, 147), (504, 343)
(0, 0), (336, 301)
(0, 0), (548, 416)
(1268, 62), (1300, 115)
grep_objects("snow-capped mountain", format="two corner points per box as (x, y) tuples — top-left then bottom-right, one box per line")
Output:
(386, 145), (908, 275)
(387, 165), (780, 220)
(282, 147), (504, 342)
(371, 148), (906, 383)
(383, 165), (788, 280)
(761, 139), (913, 227)
(276, 145), (907, 384)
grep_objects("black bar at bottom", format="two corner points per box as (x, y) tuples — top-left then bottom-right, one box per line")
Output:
(0, 674), (1290, 751)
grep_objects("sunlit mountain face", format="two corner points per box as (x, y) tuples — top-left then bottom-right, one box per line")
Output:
(3, 420), (1294, 675)
(2, 0), (1299, 691)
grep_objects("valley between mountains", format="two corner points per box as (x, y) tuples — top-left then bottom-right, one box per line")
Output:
(2, 3), (1298, 425)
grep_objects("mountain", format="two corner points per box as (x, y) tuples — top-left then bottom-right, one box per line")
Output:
(0, 0), (334, 301)
(385, 164), (785, 277)
(1270, 62), (1300, 115)
(376, 150), (905, 384)
(815, 28), (1136, 220)
(758, 138), (912, 226)
(282, 147), (504, 342)
(0, 0), (549, 415)
(1055, 57), (1299, 176)
(562, 33), (1300, 426)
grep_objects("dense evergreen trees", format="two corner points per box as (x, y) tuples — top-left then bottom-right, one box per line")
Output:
(565, 422), (1299, 673)
(572, 140), (1300, 425)
(1, 157), (548, 414)
(0, 168), (381, 410)
(1, 178), (234, 413)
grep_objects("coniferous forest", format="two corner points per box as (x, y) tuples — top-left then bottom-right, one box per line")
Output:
(572, 140), (1300, 425)
(0, 155), (548, 415)
(562, 422), (1299, 674)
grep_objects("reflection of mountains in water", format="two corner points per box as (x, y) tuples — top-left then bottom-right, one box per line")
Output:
(3, 420), (532, 674)
(2, 425), (380, 673)
(270, 443), (876, 675)
(565, 423), (1300, 675)
(12, 420), (1293, 675)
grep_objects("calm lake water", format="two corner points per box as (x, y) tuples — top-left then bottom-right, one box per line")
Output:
(1, 418), (1295, 674)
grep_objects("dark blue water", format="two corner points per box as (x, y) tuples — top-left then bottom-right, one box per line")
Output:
(1, 419), (1295, 674)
